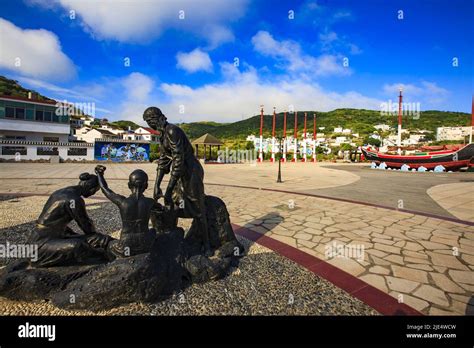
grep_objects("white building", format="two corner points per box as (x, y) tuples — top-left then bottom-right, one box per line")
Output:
(335, 136), (349, 144)
(75, 127), (119, 143)
(70, 115), (85, 132)
(246, 134), (256, 142)
(0, 95), (92, 161)
(127, 127), (160, 142)
(99, 124), (125, 136)
(409, 133), (427, 143)
(82, 115), (94, 126)
(370, 133), (382, 140)
(436, 126), (473, 141)
(374, 124), (391, 131)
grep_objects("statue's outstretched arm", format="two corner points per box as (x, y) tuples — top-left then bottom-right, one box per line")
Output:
(95, 166), (125, 206)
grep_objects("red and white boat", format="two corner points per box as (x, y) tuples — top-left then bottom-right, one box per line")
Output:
(361, 143), (474, 170)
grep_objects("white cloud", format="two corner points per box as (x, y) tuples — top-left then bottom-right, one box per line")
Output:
(16, 67), (386, 124)
(176, 48), (213, 73)
(319, 30), (362, 55)
(383, 81), (450, 105)
(29, 0), (247, 46)
(122, 72), (154, 102)
(204, 24), (235, 49)
(0, 18), (76, 81)
(251, 30), (351, 76)
(157, 63), (381, 123)
(114, 72), (156, 122)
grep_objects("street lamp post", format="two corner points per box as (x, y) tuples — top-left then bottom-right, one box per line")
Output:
(277, 137), (283, 183)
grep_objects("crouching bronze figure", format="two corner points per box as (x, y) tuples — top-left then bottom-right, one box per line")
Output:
(28, 172), (111, 267)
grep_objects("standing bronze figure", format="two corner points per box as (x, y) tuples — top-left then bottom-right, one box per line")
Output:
(143, 107), (211, 255)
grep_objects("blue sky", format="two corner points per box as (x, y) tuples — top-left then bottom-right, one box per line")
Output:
(0, 0), (472, 125)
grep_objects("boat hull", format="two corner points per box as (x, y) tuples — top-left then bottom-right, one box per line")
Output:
(361, 144), (474, 170)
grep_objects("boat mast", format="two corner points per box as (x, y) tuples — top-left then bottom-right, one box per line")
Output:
(397, 87), (403, 155)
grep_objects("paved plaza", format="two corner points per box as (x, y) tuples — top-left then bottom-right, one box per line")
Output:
(0, 162), (473, 315)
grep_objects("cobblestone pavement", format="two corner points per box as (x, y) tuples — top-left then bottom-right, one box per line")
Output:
(0, 163), (472, 315)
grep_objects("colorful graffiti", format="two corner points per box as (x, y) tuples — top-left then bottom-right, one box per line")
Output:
(94, 142), (150, 162)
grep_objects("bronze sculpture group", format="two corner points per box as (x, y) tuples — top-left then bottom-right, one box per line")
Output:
(0, 107), (244, 310)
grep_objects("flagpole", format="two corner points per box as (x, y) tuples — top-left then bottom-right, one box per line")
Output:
(313, 113), (317, 162)
(302, 112), (307, 162)
(271, 107), (276, 163)
(259, 105), (264, 162)
(293, 111), (298, 162)
(283, 110), (287, 162)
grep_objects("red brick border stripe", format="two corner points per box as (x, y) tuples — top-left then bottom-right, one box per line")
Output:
(232, 223), (423, 316)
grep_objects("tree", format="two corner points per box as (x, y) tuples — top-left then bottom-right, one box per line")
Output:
(364, 136), (381, 147)
(149, 143), (160, 162)
(340, 143), (353, 151)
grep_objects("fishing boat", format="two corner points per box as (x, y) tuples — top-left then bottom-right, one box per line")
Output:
(361, 143), (474, 170)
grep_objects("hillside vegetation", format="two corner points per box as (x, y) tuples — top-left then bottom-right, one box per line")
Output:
(180, 109), (471, 140)
(0, 76), (54, 102)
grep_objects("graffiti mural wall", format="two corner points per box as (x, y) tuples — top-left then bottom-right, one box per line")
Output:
(94, 141), (150, 162)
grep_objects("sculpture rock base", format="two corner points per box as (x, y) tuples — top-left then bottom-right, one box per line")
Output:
(0, 196), (245, 311)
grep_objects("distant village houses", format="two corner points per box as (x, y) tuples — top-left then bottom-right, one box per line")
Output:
(0, 94), (157, 162)
(436, 126), (473, 141)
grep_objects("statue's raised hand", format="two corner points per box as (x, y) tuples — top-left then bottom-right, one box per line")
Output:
(95, 165), (106, 176)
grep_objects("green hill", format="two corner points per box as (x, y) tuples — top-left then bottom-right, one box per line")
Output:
(0, 76), (55, 102)
(180, 109), (471, 141)
(109, 120), (140, 131)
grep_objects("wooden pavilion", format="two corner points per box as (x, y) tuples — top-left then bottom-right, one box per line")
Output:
(191, 133), (223, 161)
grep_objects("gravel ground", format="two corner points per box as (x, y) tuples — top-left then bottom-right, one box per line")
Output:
(0, 195), (377, 315)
